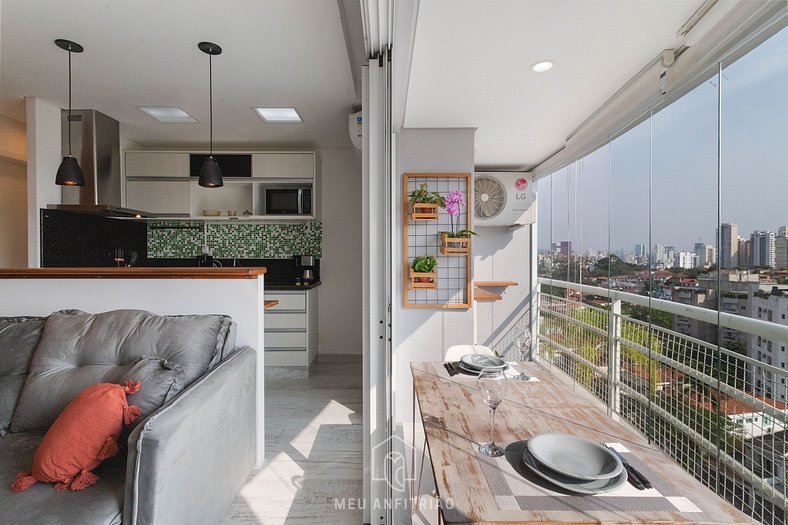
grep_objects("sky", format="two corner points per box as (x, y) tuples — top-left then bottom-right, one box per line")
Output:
(537, 26), (788, 254)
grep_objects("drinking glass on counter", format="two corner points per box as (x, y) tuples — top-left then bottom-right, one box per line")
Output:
(513, 327), (532, 380)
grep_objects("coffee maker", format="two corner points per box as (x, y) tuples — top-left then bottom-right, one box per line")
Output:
(294, 255), (317, 284)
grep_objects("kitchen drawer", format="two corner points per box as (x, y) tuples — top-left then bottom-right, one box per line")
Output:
(265, 293), (305, 310)
(265, 331), (307, 349)
(265, 312), (307, 330)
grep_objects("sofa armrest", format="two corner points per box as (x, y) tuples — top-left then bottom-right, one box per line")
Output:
(123, 346), (256, 525)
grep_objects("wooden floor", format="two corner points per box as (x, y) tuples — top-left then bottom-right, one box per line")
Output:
(223, 358), (363, 524)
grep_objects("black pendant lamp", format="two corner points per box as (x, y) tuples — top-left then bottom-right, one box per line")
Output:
(198, 41), (223, 188)
(54, 39), (85, 186)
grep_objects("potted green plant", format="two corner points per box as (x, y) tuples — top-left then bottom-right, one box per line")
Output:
(410, 255), (438, 289)
(439, 190), (477, 254)
(409, 183), (445, 220)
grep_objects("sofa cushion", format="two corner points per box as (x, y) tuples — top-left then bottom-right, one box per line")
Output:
(121, 357), (184, 428)
(0, 432), (124, 524)
(10, 309), (232, 433)
(12, 382), (141, 493)
(0, 317), (45, 436)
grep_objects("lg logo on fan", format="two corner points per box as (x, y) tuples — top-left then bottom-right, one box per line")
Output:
(515, 177), (528, 200)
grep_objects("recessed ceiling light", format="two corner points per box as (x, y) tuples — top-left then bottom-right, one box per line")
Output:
(530, 60), (554, 73)
(137, 107), (197, 122)
(254, 107), (302, 123)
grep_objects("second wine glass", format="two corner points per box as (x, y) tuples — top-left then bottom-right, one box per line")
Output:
(513, 327), (532, 380)
(477, 367), (507, 457)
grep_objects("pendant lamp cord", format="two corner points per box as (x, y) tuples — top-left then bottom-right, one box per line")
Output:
(67, 44), (72, 157)
(209, 50), (213, 157)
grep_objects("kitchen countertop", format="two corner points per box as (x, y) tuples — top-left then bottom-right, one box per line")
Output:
(266, 281), (322, 290)
(0, 267), (266, 279)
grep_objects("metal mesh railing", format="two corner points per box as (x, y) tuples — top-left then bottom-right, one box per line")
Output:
(538, 286), (788, 525)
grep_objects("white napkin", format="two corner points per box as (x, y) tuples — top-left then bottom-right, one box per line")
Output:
(504, 363), (540, 381)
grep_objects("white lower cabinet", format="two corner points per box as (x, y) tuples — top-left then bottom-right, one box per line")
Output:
(264, 288), (318, 367)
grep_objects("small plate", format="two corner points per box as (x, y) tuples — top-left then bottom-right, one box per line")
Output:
(460, 354), (506, 371)
(521, 448), (628, 495)
(457, 361), (482, 375)
(527, 433), (623, 481)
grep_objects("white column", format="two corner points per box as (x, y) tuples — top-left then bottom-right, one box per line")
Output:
(25, 97), (62, 268)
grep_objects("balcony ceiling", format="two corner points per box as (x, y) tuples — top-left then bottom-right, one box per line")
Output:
(0, 0), (363, 148)
(403, 0), (708, 170)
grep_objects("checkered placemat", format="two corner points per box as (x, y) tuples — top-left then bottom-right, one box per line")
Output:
(474, 441), (704, 514)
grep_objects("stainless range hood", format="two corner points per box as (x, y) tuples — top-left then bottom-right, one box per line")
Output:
(52, 109), (149, 218)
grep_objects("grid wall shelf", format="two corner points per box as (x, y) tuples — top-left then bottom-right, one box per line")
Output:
(403, 173), (471, 309)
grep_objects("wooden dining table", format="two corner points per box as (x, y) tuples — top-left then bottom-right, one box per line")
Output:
(411, 361), (752, 525)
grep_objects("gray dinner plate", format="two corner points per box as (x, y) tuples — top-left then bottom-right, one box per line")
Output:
(527, 433), (623, 481)
(459, 354), (506, 371)
(521, 448), (628, 495)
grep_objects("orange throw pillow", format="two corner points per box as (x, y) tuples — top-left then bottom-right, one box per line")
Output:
(11, 381), (141, 492)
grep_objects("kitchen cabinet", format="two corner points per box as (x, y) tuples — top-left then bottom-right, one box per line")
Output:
(126, 180), (190, 215)
(264, 288), (318, 367)
(123, 151), (318, 219)
(125, 152), (190, 178)
(252, 153), (314, 179)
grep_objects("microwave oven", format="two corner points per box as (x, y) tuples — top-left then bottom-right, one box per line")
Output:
(265, 188), (313, 215)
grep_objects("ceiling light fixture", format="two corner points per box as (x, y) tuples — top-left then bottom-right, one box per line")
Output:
(197, 41), (223, 188)
(54, 39), (85, 187)
(529, 60), (554, 73)
(137, 106), (197, 123)
(254, 107), (303, 123)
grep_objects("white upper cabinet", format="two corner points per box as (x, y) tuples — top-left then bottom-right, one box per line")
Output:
(126, 180), (191, 215)
(252, 153), (314, 179)
(125, 152), (190, 178)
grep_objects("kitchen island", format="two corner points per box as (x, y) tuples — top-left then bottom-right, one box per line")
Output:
(0, 267), (267, 466)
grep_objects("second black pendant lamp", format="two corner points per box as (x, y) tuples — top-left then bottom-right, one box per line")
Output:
(54, 39), (85, 187)
(198, 41), (223, 188)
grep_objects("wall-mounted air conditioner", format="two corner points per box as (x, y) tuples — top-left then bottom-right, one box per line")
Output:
(472, 172), (535, 228)
(349, 111), (362, 150)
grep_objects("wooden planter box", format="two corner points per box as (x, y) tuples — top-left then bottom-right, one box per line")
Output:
(409, 269), (438, 290)
(411, 203), (439, 221)
(440, 233), (471, 255)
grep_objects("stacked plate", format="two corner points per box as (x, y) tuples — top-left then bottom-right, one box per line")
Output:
(521, 433), (627, 494)
(457, 354), (507, 375)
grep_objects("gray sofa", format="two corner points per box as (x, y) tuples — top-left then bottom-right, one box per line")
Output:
(0, 309), (257, 525)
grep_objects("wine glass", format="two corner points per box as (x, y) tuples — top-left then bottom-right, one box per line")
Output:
(477, 367), (507, 457)
(513, 328), (532, 380)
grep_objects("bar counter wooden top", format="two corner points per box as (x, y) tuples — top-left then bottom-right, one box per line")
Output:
(0, 268), (267, 279)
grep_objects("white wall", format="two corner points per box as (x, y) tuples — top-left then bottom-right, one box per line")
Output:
(316, 146), (363, 355)
(25, 97), (62, 267)
(0, 113), (28, 268)
(0, 159), (28, 267)
(393, 128), (477, 431)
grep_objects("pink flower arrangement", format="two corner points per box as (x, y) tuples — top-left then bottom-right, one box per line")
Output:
(444, 190), (468, 236)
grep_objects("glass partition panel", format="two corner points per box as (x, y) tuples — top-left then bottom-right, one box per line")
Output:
(550, 167), (570, 285)
(609, 119), (651, 296)
(536, 175), (552, 279)
(578, 144), (611, 289)
(722, 26), (788, 394)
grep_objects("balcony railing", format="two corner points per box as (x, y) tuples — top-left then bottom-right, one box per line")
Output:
(537, 278), (788, 525)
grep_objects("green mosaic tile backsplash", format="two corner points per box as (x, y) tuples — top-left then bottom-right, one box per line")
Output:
(147, 221), (322, 259)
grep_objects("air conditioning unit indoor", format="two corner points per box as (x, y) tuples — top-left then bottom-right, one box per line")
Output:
(472, 172), (536, 228)
(349, 111), (362, 150)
